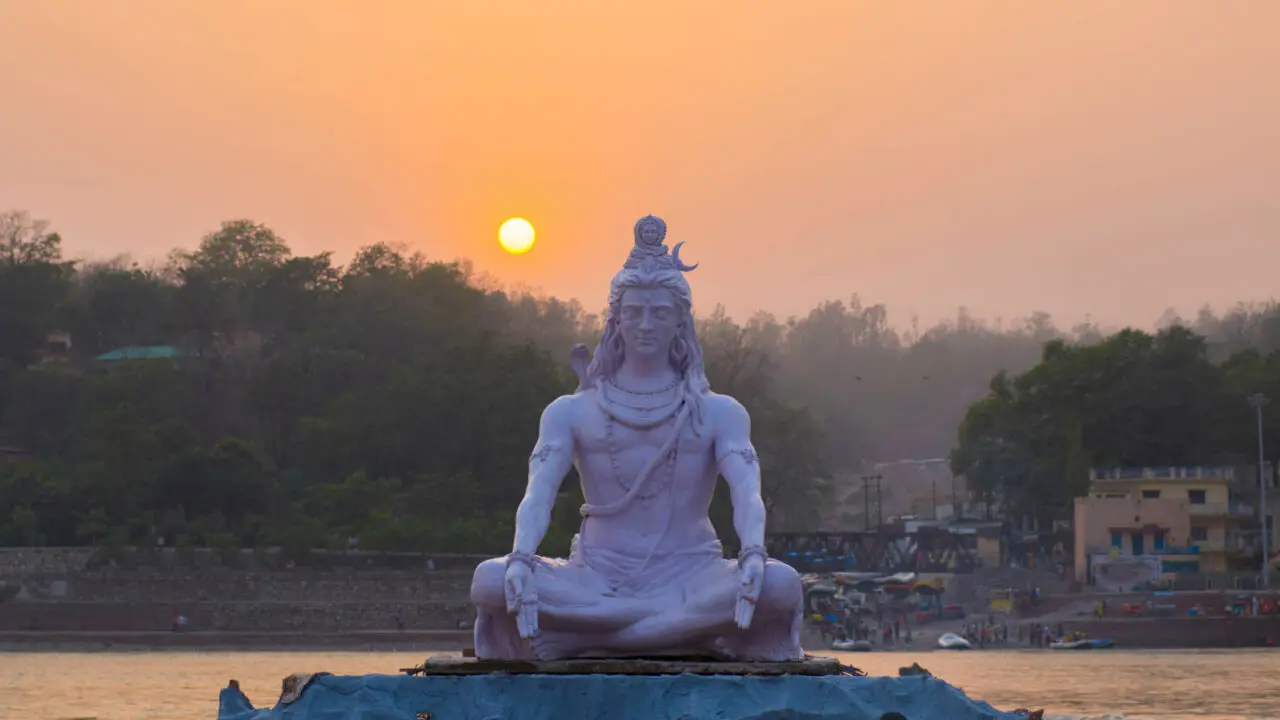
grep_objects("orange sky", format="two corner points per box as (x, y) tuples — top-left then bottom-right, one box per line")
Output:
(1, 1), (1277, 329)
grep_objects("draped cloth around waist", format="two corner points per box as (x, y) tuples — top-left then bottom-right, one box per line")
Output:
(566, 534), (728, 598)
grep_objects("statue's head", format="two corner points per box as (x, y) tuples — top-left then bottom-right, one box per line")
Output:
(584, 216), (709, 393)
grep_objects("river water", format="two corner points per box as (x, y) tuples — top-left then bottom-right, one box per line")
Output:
(2, 649), (1276, 719)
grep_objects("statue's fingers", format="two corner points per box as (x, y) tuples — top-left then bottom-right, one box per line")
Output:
(518, 602), (534, 638)
(505, 578), (518, 613)
(522, 603), (539, 637)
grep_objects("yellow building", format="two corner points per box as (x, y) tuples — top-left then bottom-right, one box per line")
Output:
(1074, 466), (1257, 583)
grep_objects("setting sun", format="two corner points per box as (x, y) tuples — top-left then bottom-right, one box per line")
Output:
(499, 218), (535, 254)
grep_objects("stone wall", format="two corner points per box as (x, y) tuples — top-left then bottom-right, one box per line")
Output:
(0, 547), (98, 578)
(0, 546), (486, 601)
(0, 600), (475, 632)
(0, 546), (488, 633)
(0, 546), (490, 578)
(13, 570), (473, 603)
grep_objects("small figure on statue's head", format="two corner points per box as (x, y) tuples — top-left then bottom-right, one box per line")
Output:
(634, 214), (666, 249)
(469, 216), (804, 662)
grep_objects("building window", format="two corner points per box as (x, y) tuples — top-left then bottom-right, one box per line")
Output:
(1110, 531), (1122, 548)
(1141, 490), (1160, 499)
(1153, 532), (1165, 550)
(1163, 560), (1200, 574)
(1187, 489), (1207, 504)
(1190, 526), (1208, 542)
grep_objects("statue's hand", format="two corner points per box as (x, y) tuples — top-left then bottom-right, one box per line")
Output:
(735, 554), (765, 630)
(504, 561), (539, 638)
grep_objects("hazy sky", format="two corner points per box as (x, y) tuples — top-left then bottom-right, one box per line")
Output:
(2, 1), (1277, 329)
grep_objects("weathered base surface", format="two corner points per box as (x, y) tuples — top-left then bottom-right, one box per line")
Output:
(217, 663), (1022, 720)
(403, 655), (846, 676)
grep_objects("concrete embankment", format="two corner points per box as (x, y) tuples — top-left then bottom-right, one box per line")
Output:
(0, 600), (475, 633)
(1059, 616), (1280, 648)
(0, 629), (472, 651)
(0, 547), (486, 647)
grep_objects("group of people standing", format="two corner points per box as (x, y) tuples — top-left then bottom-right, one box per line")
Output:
(845, 614), (914, 647)
(959, 618), (1008, 647)
(1025, 621), (1066, 647)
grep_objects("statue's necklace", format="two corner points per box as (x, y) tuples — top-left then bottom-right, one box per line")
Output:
(604, 415), (678, 500)
(610, 377), (680, 395)
(598, 380), (683, 500)
(600, 378), (683, 417)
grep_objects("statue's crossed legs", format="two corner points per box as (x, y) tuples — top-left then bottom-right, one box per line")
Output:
(470, 552), (804, 661)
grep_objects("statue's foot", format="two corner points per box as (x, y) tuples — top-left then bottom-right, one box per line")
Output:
(529, 630), (598, 661)
(707, 636), (740, 661)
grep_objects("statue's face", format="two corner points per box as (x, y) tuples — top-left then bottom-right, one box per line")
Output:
(637, 221), (663, 248)
(618, 286), (680, 363)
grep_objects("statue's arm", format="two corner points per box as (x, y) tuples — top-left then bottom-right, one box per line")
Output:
(713, 396), (766, 550)
(511, 395), (577, 556)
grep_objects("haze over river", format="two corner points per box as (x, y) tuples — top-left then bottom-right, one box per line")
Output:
(2, 649), (1276, 719)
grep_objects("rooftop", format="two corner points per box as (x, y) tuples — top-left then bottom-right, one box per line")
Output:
(94, 345), (184, 362)
(1090, 466), (1235, 483)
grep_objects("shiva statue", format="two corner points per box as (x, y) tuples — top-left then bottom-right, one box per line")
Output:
(469, 215), (804, 661)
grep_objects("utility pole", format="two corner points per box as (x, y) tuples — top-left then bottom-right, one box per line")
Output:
(860, 474), (883, 531)
(1249, 393), (1270, 587)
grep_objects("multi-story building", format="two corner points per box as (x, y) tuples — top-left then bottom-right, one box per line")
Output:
(1074, 466), (1261, 585)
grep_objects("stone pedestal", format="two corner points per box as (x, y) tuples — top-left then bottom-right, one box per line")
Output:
(217, 657), (1023, 720)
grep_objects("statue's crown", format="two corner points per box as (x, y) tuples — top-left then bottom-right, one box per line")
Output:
(623, 215), (699, 275)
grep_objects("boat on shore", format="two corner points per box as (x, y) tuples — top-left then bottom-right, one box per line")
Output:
(937, 632), (973, 650)
(831, 638), (874, 652)
(1050, 634), (1114, 650)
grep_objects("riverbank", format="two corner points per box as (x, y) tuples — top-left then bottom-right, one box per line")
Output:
(804, 596), (1280, 652)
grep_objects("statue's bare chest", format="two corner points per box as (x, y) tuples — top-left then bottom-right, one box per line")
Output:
(575, 400), (711, 457)
(575, 415), (715, 507)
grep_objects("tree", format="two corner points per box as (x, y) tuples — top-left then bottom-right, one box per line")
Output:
(0, 211), (72, 364)
(0, 210), (63, 267)
(180, 220), (291, 280)
(953, 323), (1280, 519)
(12, 206), (1280, 553)
(62, 259), (176, 357)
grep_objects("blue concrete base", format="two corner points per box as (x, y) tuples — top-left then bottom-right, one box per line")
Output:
(218, 672), (1023, 720)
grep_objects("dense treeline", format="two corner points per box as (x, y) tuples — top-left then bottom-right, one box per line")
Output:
(0, 211), (832, 550)
(3, 208), (1278, 548)
(952, 325), (1280, 524)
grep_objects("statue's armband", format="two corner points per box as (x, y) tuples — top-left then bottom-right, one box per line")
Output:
(529, 442), (568, 474)
(716, 444), (759, 474)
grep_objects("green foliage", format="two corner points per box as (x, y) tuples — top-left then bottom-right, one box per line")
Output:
(0, 212), (836, 551)
(8, 208), (1277, 549)
(953, 324), (1280, 520)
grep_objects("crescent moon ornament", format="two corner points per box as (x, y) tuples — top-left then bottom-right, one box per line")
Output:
(672, 241), (699, 272)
